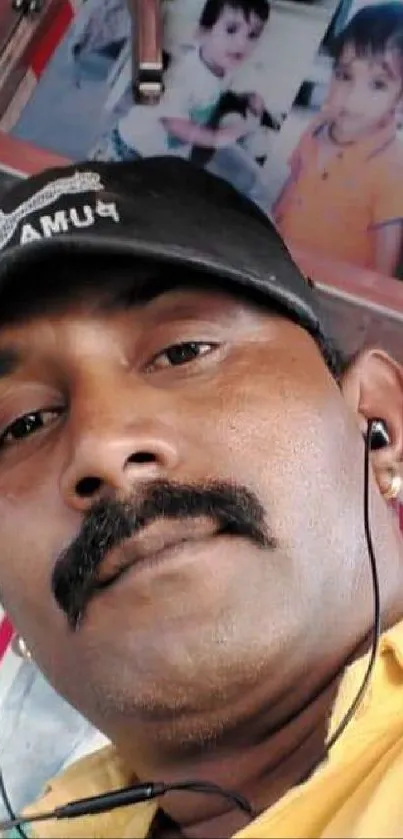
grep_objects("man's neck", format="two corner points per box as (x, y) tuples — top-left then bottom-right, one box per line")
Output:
(140, 669), (345, 839)
(154, 603), (403, 839)
(118, 564), (403, 839)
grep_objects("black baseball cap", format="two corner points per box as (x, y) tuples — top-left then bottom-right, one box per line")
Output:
(0, 156), (325, 338)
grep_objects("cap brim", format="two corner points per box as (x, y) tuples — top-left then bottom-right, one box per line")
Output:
(0, 231), (323, 338)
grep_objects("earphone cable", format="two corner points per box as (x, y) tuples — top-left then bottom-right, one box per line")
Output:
(298, 418), (381, 783)
(0, 768), (27, 839)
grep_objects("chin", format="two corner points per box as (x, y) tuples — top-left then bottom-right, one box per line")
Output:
(94, 669), (248, 762)
(70, 635), (258, 737)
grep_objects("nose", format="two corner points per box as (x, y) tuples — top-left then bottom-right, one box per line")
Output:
(343, 84), (364, 113)
(233, 33), (246, 52)
(60, 378), (181, 512)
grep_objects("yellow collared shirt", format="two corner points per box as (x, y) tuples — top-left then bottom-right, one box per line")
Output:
(18, 621), (403, 839)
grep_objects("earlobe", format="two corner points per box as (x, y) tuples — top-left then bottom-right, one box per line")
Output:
(381, 469), (402, 501)
(341, 349), (403, 499)
(368, 420), (402, 500)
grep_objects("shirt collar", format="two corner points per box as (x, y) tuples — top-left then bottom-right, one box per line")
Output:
(313, 116), (397, 162)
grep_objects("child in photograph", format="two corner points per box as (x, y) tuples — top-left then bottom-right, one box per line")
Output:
(274, 2), (403, 278)
(92, 0), (270, 171)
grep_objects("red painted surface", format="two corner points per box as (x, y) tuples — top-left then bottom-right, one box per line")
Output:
(0, 129), (70, 174)
(29, 0), (74, 78)
(0, 615), (13, 663)
(293, 246), (403, 317)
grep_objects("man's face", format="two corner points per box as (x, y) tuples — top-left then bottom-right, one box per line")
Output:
(0, 267), (368, 751)
(328, 44), (403, 142)
(200, 6), (265, 75)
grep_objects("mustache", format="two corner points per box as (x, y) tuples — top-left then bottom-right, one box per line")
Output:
(51, 480), (275, 631)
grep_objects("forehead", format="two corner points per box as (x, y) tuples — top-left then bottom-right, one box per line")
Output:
(216, 6), (261, 27)
(338, 42), (402, 79)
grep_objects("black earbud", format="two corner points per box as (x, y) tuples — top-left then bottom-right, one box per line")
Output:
(368, 418), (390, 451)
(11, 0), (43, 14)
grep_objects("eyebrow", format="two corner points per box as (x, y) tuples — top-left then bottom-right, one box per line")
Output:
(0, 348), (22, 379)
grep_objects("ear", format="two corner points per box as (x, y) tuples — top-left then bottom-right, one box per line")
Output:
(340, 349), (403, 497)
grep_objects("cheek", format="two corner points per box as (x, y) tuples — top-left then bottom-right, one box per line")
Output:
(0, 499), (77, 697)
(382, 90), (400, 112)
(0, 471), (72, 641)
(210, 29), (226, 52)
(182, 355), (333, 489)
(189, 355), (354, 548)
(243, 39), (257, 57)
(328, 84), (343, 106)
(364, 91), (384, 112)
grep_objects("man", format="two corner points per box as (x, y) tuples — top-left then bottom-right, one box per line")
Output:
(0, 156), (402, 839)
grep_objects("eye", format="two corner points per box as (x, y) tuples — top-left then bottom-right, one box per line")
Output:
(0, 409), (62, 449)
(226, 23), (238, 34)
(148, 341), (217, 371)
(372, 78), (388, 91)
(335, 67), (351, 82)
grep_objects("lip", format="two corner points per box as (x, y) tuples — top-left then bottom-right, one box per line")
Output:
(95, 519), (220, 591)
(97, 535), (222, 595)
